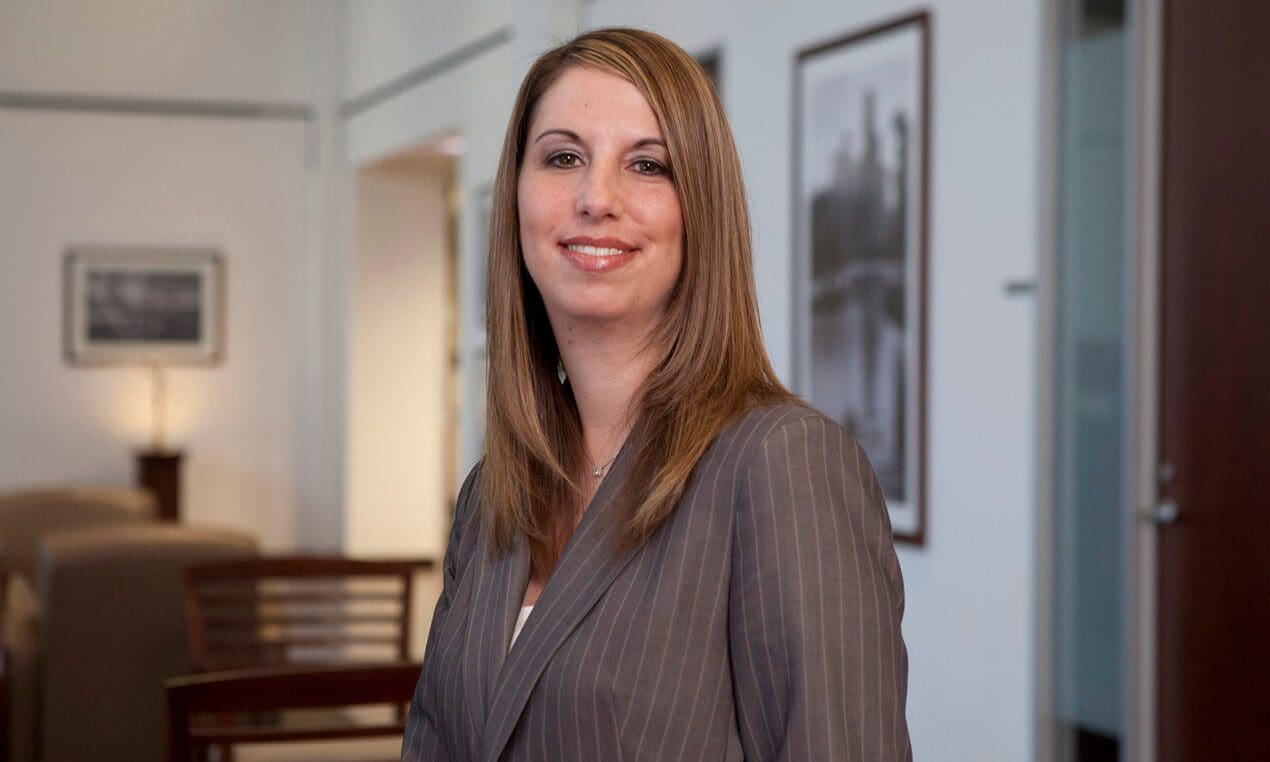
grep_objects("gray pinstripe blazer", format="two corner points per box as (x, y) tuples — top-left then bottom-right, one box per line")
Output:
(402, 403), (911, 761)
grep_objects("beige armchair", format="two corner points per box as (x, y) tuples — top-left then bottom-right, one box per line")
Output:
(0, 487), (157, 580)
(0, 486), (159, 761)
(7, 524), (257, 762)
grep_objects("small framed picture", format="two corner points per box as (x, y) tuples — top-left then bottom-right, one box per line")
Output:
(64, 246), (225, 365)
(793, 12), (931, 544)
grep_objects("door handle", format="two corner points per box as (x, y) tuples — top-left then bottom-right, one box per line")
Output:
(1140, 500), (1181, 525)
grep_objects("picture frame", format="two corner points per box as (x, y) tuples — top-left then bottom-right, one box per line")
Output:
(695, 47), (723, 96)
(472, 182), (494, 353)
(64, 246), (225, 365)
(793, 12), (931, 544)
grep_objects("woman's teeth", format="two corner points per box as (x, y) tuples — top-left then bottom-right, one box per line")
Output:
(566, 244), (628, 256)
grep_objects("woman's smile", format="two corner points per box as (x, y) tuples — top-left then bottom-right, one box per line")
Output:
(559, 236), (639, 272)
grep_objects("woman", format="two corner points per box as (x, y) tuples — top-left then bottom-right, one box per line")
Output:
(403, 28), (910, 761)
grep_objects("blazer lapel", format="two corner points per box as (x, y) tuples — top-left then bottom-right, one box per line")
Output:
(479, 434), (643, 762)
(463, 523), (529, 741)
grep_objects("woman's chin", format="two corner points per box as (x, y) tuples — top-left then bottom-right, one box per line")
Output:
(547, 303), (661, 334)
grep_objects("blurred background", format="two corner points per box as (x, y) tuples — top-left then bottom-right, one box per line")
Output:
(0, 1), (1264, 761)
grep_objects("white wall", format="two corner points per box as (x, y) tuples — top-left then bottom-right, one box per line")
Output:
(347, 160), (454, 559)
(0, 0), (313, 103)
(0, 1), (331, 550)
(342, 0), (511, 99)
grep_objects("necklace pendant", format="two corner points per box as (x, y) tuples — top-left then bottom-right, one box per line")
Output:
(592, 465), (603, 477)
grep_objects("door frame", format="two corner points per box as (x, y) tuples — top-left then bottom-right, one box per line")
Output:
(1034, 0), (1062, 756)
(1132, 1), (1163, 762)
(1035, 1), (1163, 760)
(1126, 1), (1163, 761)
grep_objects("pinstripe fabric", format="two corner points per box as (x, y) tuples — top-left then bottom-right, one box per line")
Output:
(402, 404), (911, 761)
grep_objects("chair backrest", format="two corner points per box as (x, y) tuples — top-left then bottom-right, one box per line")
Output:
(35, 523), (257, 762)
(0, 486), (157, 579)
(183, 557), (433, 672)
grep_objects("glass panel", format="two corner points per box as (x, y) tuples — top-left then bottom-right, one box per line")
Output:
(1052, 0), (1131, 760)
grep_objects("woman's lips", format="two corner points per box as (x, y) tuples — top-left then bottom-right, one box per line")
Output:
(559, 241), (639, 272)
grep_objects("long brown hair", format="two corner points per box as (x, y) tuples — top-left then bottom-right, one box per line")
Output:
(484, 28), (796, 577)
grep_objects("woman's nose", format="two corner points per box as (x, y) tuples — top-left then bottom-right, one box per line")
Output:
(576, 164), (622, 219)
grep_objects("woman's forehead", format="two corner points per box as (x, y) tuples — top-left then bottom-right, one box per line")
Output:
(527, 67), (663, 144)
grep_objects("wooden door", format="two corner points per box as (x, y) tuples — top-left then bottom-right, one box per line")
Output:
(1157, 0), (1270, 758)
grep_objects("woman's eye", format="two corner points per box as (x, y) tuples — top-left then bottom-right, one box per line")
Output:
(547, 152), (582, 168)
(632, 159), (668, 175)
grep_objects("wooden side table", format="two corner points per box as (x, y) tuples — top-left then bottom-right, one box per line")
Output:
(135, 450), (184, 521)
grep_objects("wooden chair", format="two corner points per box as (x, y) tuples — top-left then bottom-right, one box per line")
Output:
(165, 661), (421, 762)
(183, 557), (433, 672)
(180, 557), (431, 761)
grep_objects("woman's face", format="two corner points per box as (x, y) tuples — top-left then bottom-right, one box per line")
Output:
(517, 66), (683, 338)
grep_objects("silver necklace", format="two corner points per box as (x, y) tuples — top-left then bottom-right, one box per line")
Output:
(589, 451), (619, 478)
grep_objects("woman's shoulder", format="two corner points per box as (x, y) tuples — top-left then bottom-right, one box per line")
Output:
(694, 400), (861, 480)
(714, 402), (892, 541)
(714, 400), (847, 453)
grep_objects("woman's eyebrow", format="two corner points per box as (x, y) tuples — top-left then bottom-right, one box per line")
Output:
(531, 129), (666, 151)
(631, 137), (668, 151)
(533, 128), (581, 144)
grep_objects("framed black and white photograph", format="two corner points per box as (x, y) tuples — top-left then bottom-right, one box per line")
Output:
(793, 12), (930, 544)
(64, 246), (225, 365)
